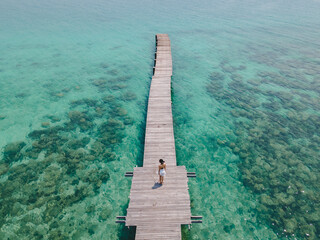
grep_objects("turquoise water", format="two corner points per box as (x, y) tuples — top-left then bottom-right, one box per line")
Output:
(1, 0), (320, 239)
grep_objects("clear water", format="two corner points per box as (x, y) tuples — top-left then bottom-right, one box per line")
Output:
(1, 0), (320, 239)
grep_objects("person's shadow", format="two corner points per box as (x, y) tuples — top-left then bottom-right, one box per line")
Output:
(152, 182), (162, 189)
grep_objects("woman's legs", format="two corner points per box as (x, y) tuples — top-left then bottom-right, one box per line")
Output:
(159, 176), (163, 184)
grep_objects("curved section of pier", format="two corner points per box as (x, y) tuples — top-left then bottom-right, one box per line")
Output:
(125, 34), (192, 239)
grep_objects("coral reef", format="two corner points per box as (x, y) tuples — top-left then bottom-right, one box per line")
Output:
(3, 141), (26, 163)
(208, 54), (320, 239)
(0, 91), (134, 238)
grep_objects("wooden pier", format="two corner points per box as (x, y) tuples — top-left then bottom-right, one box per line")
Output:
(122, 34), (194, 239)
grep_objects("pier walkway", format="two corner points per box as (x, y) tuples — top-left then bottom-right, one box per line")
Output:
(124, 34), (192, 239)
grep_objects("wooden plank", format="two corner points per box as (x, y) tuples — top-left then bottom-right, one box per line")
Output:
(148, 97), (171, 101)
(150, 84), (171, 88)
(154, 64), (173, 68)
(145, 123), (173, 128)
(147, 111), (172, 115)
(154, 69), (172, 74)
(151, 76), (172, 79)
(155, 56), (172, 61)
(156, 41), (171, 45)
(144, 137), (175, 142)
(156, 47), (171, 51)
(146, 129), (173, 133)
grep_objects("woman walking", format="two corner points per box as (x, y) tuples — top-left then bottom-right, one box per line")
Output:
(158, 159), (166, 184)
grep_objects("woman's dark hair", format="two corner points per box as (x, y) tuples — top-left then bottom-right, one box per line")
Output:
(159, 159), (165, 164)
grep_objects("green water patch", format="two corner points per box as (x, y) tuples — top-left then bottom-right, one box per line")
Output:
(206, 45), (320, 239)
(0, 92), (139, 239)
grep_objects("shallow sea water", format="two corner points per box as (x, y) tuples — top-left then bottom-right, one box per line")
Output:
(1, 0), (320, 239)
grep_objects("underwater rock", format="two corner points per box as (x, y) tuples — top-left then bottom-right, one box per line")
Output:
(30, 131), (67, 157)
(253, 183), (265, 193)
(220, 64), (235, 74)
(46, 115), (61, 123)
(238, 65), (246, 70)
(55, 92), (64, 97)
(14, 162), (40, 180)
(223, 223), (235, 233)
(67, 111), (94, 131)
(99, 119), (125, 133)
(304, 212), (320, 222)
(99, 206), (112, 221)
(217, 139), (226, 146)
(230, 73), (243, 82)
(28, 126), (64, 139)
(210, 72), (225, 81)
(88, 225), (97, 235)
(0, 115), (6, 120)
(107, 69), (118, 76)
(81, 168), (109, 191)
(300, 224), (316, 239)
(41, 122), (50, 127)
(102, 95), (116, 104)
(110, 84), (127, 90)
(44, 200), (63, 222)
(95, 106), (106, 117)
(90, 141), (105, 156)
(90, 141), (112, 160)
(92, 78), (107, 87)
(92, 78), (107, 91)
(260, 194), (276, 206)
(71, 98), (98, 108)
(107, 75), (131, 84)
(230, 110), (240, 117)
(15, 93), (28, 98)
(16, 223), (34, 237)
(49, 221), (59, 229)
(47, 230), (69, 240)
(228, 142), (236, 149)
(0, 163), (9, 175)
(262, 101), (281, 112)
(68, 111), (85, 122)
(3, 141), (26, 163)
(101, 150), (116, 162)
(85, 204), (96, 213)
(11, 202), (25, 216)
(100, 63), (109, 69)
(232, 147), (240, 154)
(67, 137), (90, 150)
(123, 116), (134, 125)
(121, 91), (137, 101)
(109, 107), (127, 117)
(239, 152), (248, 159)
(117, 75), (131, 82)
(62, 88), (70, 93)
(24, 146), (41, 159)
(62, 152), (85, 174)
